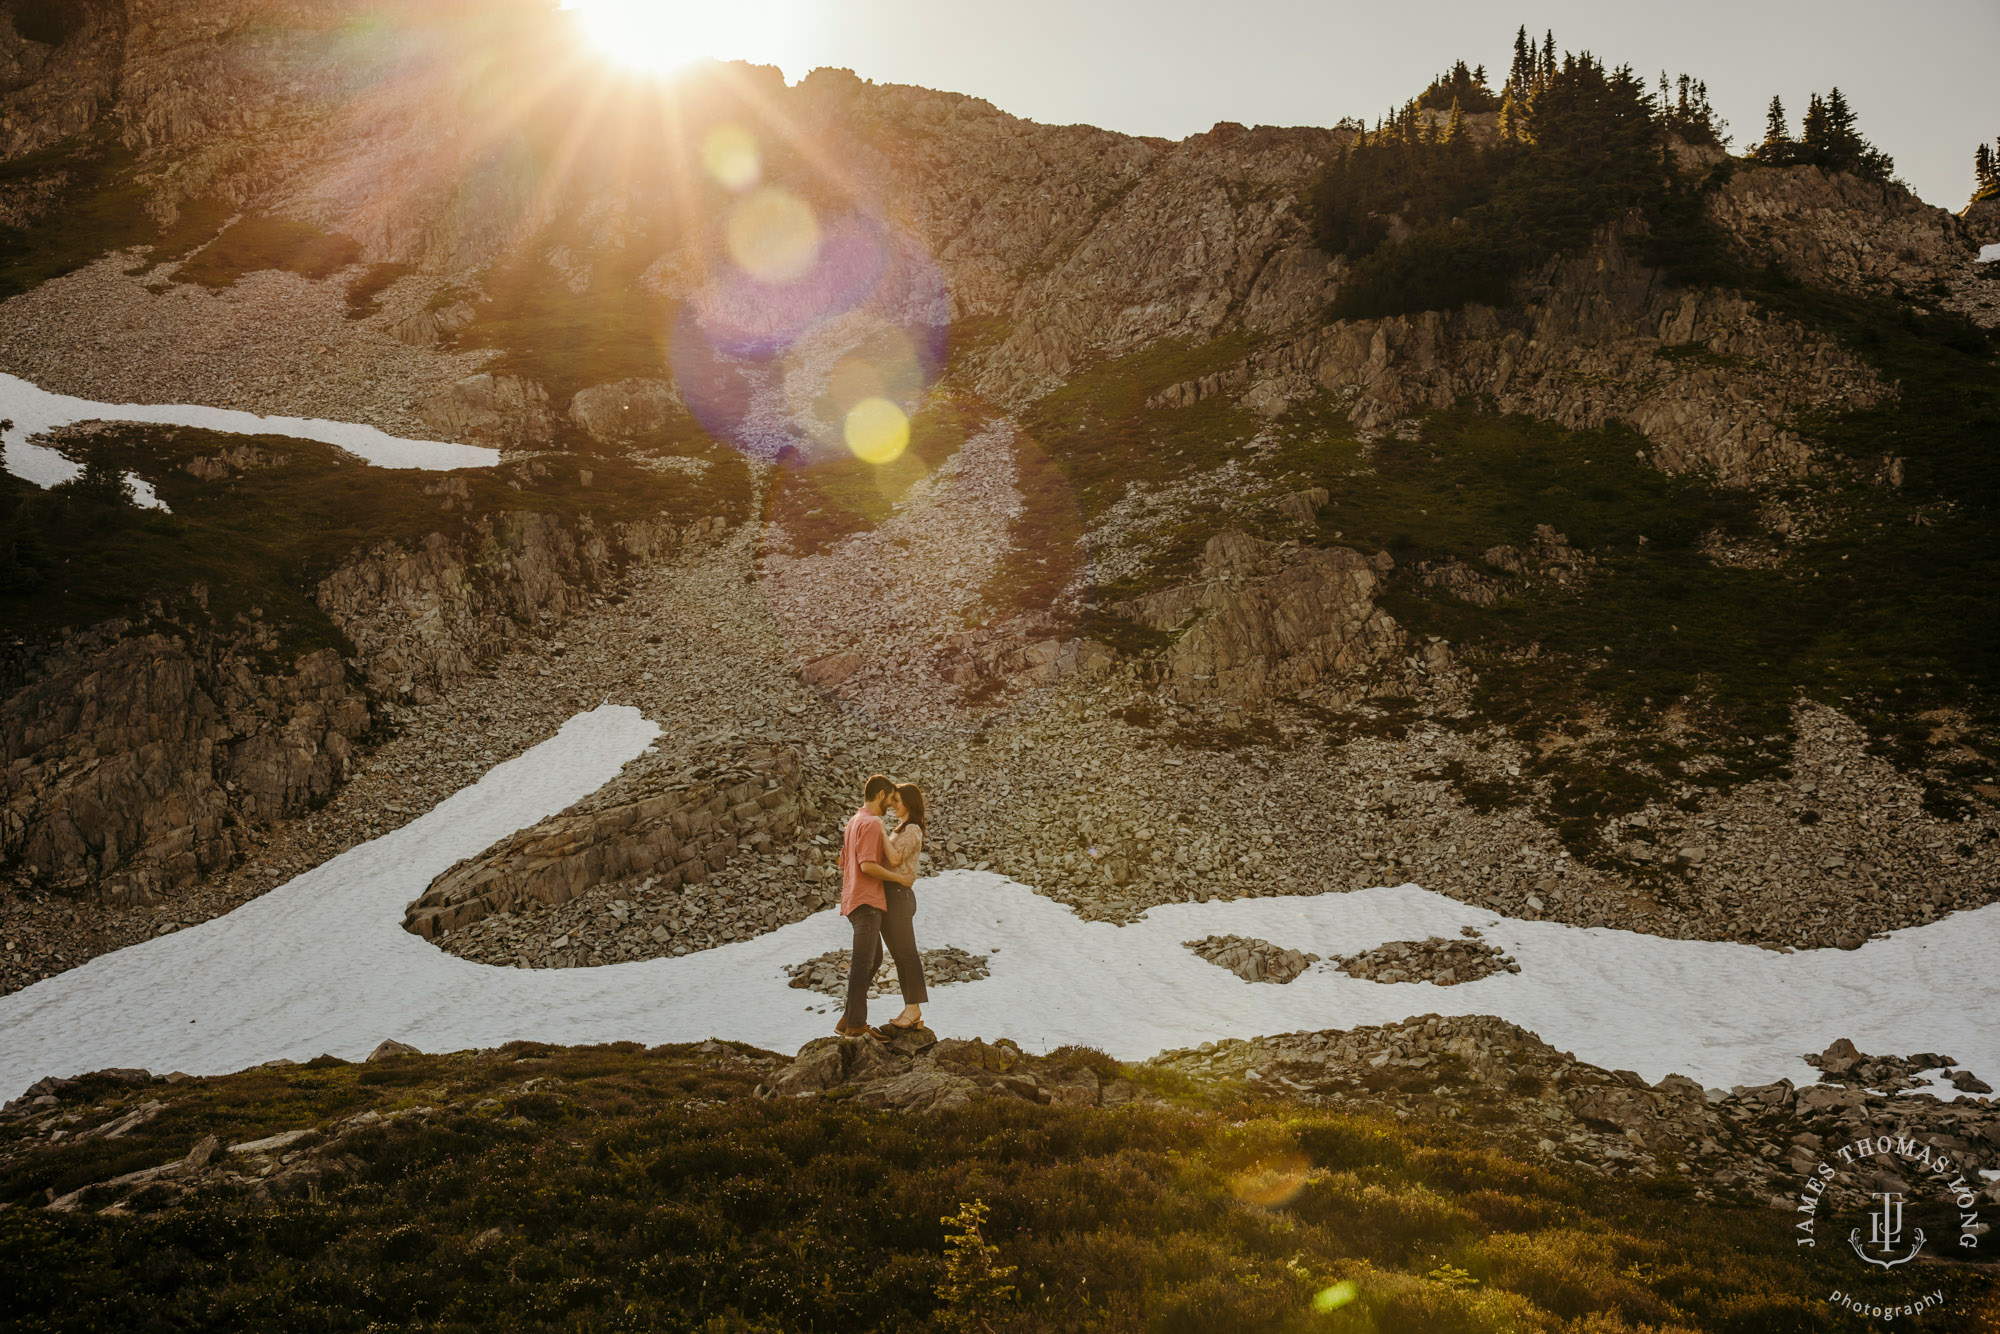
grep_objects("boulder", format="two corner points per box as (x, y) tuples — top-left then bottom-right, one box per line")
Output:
(417, 374), (555, 447)
(1818, 1037), (1862, 1076)
(765, 1037), (850, 1097)
(367, 1039), (420, 1061)
(852, 1067), (977, 1112)
(1119, 531), (1403, 703)
(568, 378), (684, 442)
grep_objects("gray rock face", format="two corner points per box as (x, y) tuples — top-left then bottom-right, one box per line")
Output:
(934, 613), (1116, 695)
(0, 624), (369, 904)
(318, 508), (713, 703)
(386, 301), (474, 348)
(1962, 197), (2000, 245)
(0, 1), (120, 161)
(0, 5), (1931, 497)
(1, 498), (714, 904)
(1120, 531), (1403, 703)
(417, 374), (555, 448)
(1707, 164), (1979, 293)
(1239, 246), (1344, 332)
(1214, 217), (1883, 481)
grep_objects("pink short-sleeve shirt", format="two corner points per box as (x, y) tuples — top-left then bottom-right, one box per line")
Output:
(840, 807), (888, 916)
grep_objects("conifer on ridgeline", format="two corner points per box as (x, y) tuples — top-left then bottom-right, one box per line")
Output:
(1755, 95), (1792, 164)
(1752, 87), (1892, 181)
(1975, 139), (1998, 201)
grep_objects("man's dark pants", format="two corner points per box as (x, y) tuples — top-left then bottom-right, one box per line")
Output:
(842, 904), (885, 1030)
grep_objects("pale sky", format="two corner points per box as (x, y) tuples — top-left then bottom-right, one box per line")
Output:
(613, 0), (1997, 211)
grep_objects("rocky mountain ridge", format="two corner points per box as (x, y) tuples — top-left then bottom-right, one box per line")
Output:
(0, 4), (1992, 1060)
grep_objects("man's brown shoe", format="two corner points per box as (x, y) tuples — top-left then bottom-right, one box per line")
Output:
(833, 1022), (875, 1038)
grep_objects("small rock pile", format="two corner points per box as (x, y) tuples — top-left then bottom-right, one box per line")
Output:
(1807, 1037), (1994, 1096)
(1184, 935), (1317, 983)
(759, 1026), (1152, 1112)
(785, 946), (991, 998)
(1329, 931), (1519, 986)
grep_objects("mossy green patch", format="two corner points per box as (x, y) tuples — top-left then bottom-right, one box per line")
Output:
(0, 1042), (1952, 1332)
(446, 234), (677, 408)
(0, 134), (231, 301)
(344, 261), (417, 318)
(1018, 333), (1263, 525)
(0, 424), (751, 674)
(170, 215), (364, 290)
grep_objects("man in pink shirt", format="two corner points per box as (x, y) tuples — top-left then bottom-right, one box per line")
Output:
(836, 774), (898, 1036)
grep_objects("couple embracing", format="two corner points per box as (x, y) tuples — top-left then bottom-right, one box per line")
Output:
(834, 773), (930, 1038)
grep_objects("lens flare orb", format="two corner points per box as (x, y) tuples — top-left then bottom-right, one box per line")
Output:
(702, 125), (762, 191)
(843, 397), (910, 465)
(1313, 1281), (1359, 1312)
(1229, 1153), (1311, 1209)
(726, 187), (821, 285)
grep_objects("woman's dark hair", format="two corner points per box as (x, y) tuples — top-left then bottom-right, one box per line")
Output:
(895, 783), (926, 832)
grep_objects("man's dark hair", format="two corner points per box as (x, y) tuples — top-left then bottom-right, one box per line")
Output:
(863, 773), (897, 801)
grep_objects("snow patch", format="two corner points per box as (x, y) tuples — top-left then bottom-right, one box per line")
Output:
(2, 706), (1998, 1101)
(0, 372), (498, 497)
(1979, 244), (2000, 264)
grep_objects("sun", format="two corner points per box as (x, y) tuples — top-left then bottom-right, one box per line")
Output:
(564, 0), (793, 76)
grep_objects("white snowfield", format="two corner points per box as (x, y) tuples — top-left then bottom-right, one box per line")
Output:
(0, 372), (498, 497)
(1, 705), (1995, 1103)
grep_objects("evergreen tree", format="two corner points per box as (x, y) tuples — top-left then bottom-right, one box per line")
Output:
(1509, 26), (1533, 93)
(936, 1199), (1017, 1333)
(61, 456), (136, 508)
(1975, 141), (1996, 198)
(1783, 88), (1894, 181)
(1501, 25), (1534, 140)
(1757, 95), (1791, 163)
(1800, 92), (1829, 157)
(0, 499), (49, 594)
(1658, 72), (1724, 146)
(1820, 87), (1862, 163)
